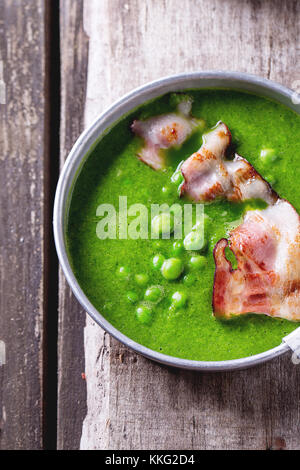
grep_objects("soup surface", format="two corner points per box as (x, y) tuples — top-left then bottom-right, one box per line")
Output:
(67, 89), (300, 361)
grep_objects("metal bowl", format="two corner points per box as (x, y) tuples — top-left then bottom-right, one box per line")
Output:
(53, 71), (298, 371)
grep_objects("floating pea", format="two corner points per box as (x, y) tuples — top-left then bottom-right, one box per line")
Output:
(136, 304), (153, 325)
(144, 285), (163, 303)
(189, 255), (207, 270)
(172, 240), (184, 256)
(126, 291), (138, 304)
(116, 266), (130, 280)
(152, 253), (165, 270)
(135, 273), (149, 286)
(171, 291), (187, 308)
(151, 212), (174, 237)
(183, 230), (207, 251)
(260, 148), (278, 165)
(161, 258), (184, 280)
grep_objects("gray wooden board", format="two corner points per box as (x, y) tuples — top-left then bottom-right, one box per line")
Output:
(0, 0), (48, 450)
(59, 0), (300, 450)
(57, 0), (89, 451)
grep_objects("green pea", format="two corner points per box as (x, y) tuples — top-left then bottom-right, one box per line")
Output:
(171, 291), (187, 308)
(135, 273), (149, 286)
(161, 258), (183, 280)
(144, 285), (162, 303)
(172, 240), (184, 256)
(260, 148), (278, 165)
(136, 305), (153, 325)
(116, 266), (130, 279)
(126, 291), (138, 303)
(189, 255), (207, 270)
(151, 212), (174, 237)
(183, 230), (207, 251)
(183, 273), (196, 286)
(152, 253), (165, 270)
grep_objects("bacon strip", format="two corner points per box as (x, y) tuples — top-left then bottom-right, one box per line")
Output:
(180, 122), (232, 200)
(181, 122), (278, 204)
(131, 98), (198, 170)
(213, 199), (300, 321)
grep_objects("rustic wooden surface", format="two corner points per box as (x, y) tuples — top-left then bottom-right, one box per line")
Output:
(0, 0), (48, 449)
(77, 0), (300, 450)
(1, 0), (300, 451)
(57, 0), (88, 450)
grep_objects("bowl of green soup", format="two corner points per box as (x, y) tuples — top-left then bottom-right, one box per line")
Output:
(54, 71), (300, 371)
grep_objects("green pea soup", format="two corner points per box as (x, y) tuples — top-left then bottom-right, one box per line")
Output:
(67, 89), (300, 361)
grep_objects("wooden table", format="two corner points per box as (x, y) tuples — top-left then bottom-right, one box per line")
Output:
(0, 0), (300, 450)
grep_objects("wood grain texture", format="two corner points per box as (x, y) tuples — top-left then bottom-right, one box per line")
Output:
(59, 0), (300, 449)
(57, 0), (89, 450)
(0, 0), (47, 449)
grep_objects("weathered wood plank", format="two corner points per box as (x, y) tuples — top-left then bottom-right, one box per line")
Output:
(0, 0), (48, 449)
(60, 0), (300, 449)
(57, 0), (89, 450)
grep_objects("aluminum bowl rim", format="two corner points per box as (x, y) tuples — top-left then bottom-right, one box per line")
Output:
(53, 70), (296, 371)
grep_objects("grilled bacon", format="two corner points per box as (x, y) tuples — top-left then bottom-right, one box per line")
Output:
(131, 98), (198, 170)
(181, 122), (277, 204)
(213, 200), (300, 321)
